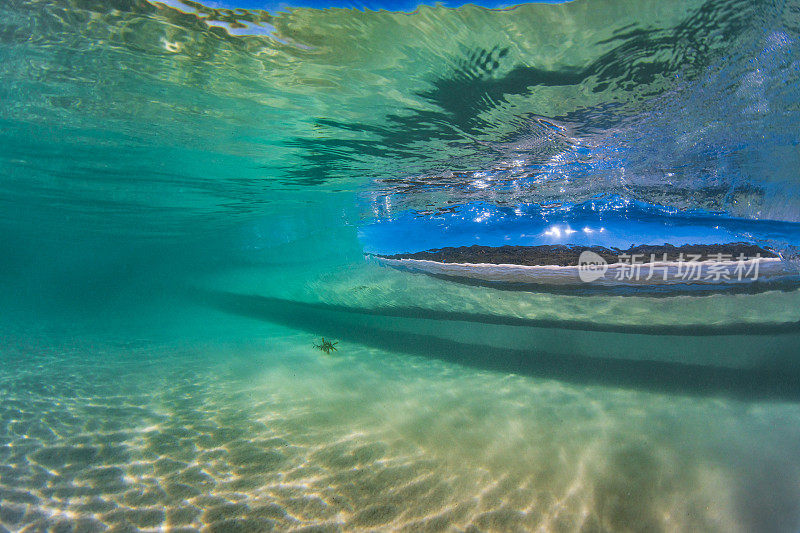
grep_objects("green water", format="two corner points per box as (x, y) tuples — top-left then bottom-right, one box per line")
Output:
(2, 0), (800, 531)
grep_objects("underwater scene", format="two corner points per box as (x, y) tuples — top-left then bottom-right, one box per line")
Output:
(2, 0), (800, 531)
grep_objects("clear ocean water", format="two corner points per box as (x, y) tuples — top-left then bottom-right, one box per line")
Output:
(2, 0), (800, 531)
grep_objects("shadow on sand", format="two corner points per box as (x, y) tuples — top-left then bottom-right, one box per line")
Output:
(193, 289), (800, 401)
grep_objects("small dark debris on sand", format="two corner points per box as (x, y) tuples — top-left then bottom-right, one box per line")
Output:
(314, 338), (338, 354)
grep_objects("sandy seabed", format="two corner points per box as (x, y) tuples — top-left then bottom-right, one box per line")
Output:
(2, 320), (800, 533)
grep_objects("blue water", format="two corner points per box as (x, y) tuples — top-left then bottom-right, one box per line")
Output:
(2, 0), (800, 531)
(360, 197), (800, 254)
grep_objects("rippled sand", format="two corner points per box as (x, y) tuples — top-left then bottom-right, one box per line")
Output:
(2, 322), (800, 533)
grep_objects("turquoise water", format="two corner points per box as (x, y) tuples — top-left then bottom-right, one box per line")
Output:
(2, 0), (800, 531)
